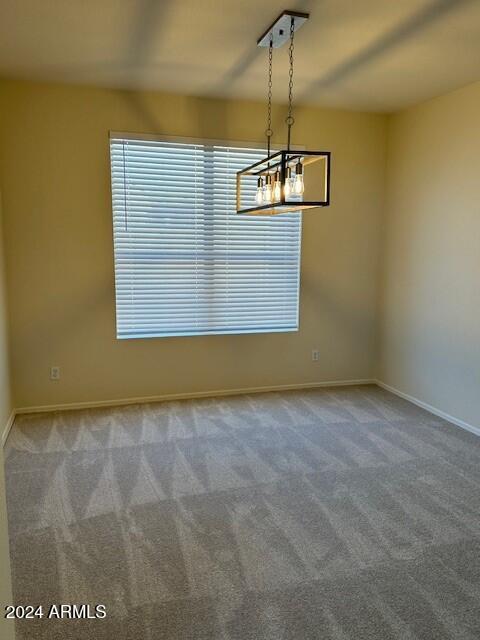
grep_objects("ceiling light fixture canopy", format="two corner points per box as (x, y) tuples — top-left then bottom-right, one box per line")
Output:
(236, 10), (331, 216)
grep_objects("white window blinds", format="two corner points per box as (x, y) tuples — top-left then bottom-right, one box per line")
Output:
(110, 135), (301, 339)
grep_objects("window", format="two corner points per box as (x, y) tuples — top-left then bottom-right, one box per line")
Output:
(109, 135), (301, 339)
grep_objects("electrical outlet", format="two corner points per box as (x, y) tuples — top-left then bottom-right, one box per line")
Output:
(311, 350), (319, 362)
(50, 366), (60, 381)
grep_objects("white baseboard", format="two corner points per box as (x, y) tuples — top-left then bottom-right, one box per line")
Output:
(2, 411), (16, 447)
(9, 379), (479, 444)
(14, 378), (376, 416)
(376, 380), (480, 439)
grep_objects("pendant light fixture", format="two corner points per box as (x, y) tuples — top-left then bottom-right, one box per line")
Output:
(236, 10), (331, 216)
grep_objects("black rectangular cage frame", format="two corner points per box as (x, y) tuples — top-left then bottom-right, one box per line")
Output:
(236, 150), (331, 216)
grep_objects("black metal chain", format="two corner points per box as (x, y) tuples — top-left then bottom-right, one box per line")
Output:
(286, 18), (295, 151)
(265, 36), (273, 158)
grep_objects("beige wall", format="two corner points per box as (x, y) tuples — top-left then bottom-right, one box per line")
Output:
(0, 79), (387, 409)
(0, 192), (14, 639)
(0, 193), (12, 434)
(1, 73), (480, 640)
(379, 81), (480, 428)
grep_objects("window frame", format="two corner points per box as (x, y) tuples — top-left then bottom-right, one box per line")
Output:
(109, 131), (303, 340)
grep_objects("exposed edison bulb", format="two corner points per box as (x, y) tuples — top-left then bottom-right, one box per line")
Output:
(294, 174), (304, 195)
(255, 177), (264, 205)
(264, 174), (273, 204)
(273, 171), (282, 201)
(294, 161), (305, 195)
(284, 166), (294, 198)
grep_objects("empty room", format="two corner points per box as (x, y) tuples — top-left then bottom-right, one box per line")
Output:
(0, 1), (480, 638)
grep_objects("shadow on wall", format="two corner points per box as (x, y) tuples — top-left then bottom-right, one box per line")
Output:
(22, 0), (467, 370)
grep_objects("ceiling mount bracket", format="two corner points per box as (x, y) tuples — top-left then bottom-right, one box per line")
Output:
(257, 10), (309, 48)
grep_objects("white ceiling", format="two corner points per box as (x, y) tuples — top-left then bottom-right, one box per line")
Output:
(1, 0), (480, 112)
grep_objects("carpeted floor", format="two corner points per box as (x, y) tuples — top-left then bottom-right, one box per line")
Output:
(4, 384), (480, 639)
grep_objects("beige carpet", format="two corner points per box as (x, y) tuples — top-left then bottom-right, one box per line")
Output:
(5, 384), (480, 639)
